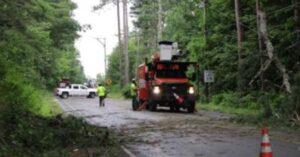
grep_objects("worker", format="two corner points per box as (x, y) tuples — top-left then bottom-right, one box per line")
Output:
(130, 78), (138, 109)
(96, 83), (106, 107)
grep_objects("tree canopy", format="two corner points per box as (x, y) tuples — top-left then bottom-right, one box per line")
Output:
(107, 0), (300, 120)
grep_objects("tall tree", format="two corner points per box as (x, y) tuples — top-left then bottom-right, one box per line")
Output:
(116, 0), (124, 85)
(123, 0), (130, 84)
(234, 0), (244, 91)
(294, 0), (300, 48)
(256, 0), (264, 91)
(157, 0), (163, 42)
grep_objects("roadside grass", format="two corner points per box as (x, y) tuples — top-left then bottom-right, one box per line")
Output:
(0, 114), (122, 157)
(196, 92), (300, 130)
(196, 92), (260, 118)
(198, 102), (260, 117)
(29, 90), (63, 117)
(0, 82), (122, 157)
(107, 84), (126, 99)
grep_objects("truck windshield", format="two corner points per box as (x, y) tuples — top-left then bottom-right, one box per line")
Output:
(156, 70), (186, 78)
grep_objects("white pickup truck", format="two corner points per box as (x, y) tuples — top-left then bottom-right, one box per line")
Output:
(56, 84), (97, 98)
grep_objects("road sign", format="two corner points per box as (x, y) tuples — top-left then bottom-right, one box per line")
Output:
(106, 79), (112, 85)
(204, 70), (214, 83)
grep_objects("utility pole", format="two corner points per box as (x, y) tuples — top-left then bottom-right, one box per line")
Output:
(96, 38), (107, 76)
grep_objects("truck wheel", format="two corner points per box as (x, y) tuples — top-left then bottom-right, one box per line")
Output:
(88, 92), (96, 98)
(175, 106), (180, 112)
(61, 92), (69, 99)
(170, 105), (175, 112)
(187, 102), (195, 113)
(149, 101), (157, 111)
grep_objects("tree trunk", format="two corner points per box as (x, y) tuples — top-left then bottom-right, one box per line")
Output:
(116, 0), (123, 86)
(294, 0), (300, 47)
(258, 10), (292, 94)
(234, 0), (244, 91)
(123, 0), (129, 84)
(256, 0), (264, 91)
(157, 0), (163, 43)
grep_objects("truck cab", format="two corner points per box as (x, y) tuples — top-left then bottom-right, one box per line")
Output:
(136, 41), (198, 113)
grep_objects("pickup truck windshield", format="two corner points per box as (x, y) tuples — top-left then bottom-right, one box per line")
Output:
(156, 70), (186, 78)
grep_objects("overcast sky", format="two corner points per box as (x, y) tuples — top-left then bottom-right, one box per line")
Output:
(71, 0), (133, 79)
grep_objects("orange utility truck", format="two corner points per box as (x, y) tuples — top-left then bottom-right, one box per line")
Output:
(135, 41), (199, 113)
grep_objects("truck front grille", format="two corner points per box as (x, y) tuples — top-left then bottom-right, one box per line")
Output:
(161, 83), (187, 99)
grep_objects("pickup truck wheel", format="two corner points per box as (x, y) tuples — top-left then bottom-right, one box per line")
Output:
(61, 92), (69, 99)
(88, 92), (96, 98)
(187, 102), (195, 113)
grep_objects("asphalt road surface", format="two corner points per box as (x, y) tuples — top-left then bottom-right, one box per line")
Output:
(56, 97), (300, 157)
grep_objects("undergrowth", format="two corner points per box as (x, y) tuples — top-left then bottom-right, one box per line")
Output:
(107, 84), (125, 99)
(198, 91), (300, 130)
(0, 79), (122, 157)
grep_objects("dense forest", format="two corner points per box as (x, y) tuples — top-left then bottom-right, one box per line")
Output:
(106, 0), (300, 125)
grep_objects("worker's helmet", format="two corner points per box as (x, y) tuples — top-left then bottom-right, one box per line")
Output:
(151, 53), (160, 62)
(132, 78), (136, 82)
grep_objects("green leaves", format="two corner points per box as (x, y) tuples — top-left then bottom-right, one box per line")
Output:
(0, 0), (85, 88)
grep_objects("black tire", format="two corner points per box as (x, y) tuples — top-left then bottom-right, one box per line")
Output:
(187, 102), (195, 113)
(88, 92), (96, 98)
(61, 92), (69, 99)
(170, 105), (175, 112)
(175, 106), (180, 112)
(149, 100), (157, 111)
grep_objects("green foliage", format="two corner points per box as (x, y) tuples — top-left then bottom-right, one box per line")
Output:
(0, 0), (85, 88)
(107, 84), (124, 99)
(0, 114), (120, 157)
(127, 0), (300, 125)
(122, 85), (132, 99)
(0, 77), (121, 156)
(209, 92), (260, 110)
(107, 37), (140, 86)
(0, 0), (93, 155)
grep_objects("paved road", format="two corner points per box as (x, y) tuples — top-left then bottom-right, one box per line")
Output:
(57, 97), (300, 157)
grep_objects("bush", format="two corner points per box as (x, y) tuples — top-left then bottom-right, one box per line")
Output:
(211, 92), (242, 108)
(0, 79), (121, 156)
(0, 114), (121, 157)
(122, 85), (131, 99)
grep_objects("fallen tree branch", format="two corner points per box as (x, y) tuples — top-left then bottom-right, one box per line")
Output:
(249, 59), (272, 86)
(249, 10), (292, 94)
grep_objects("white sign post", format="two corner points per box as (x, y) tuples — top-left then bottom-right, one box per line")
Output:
(204, 70), (214, 83)
(204, 70), (214, 102)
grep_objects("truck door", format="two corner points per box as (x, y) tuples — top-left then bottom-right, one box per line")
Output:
(79, 85), (89, 96)
(71, 85), (80, 96)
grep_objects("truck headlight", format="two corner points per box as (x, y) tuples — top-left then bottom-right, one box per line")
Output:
(153, 86), (160, 94)
(188, 86), (195, 94)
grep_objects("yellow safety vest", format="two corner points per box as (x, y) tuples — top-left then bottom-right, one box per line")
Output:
(130, 83), (137, 97)
(97, 86), (106, 97)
